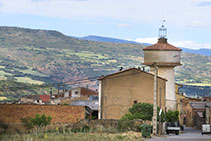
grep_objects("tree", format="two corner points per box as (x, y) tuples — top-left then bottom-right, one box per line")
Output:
(21, 114), (52, 130)
(31, 114), (52, 127)
(121, 103), (153, 121)
(121, 102), (165, 122)
(165, 110), (179, 122)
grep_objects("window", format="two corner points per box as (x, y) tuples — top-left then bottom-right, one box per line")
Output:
(133, 100), (137, 104)
(75, 91), (78, 95)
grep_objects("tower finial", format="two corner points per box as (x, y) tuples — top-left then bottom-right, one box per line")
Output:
(159, 19), (167, 38)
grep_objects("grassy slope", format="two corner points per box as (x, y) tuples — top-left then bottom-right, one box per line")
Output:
(0, 26), (210, 101)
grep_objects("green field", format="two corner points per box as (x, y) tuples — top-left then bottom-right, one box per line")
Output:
(15, 77), (44, 85)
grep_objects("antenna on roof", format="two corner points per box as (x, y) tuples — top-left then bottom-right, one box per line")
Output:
(119, 67), (123, 71)
(159, 17), (167, 38)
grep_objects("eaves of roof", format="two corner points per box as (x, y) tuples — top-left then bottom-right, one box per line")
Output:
(98, 68), (167, 81)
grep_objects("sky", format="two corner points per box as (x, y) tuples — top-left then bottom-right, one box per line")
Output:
(0, 0), (211, 49)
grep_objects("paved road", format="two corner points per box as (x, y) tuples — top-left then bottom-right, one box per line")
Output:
(148, 127), (211, 141)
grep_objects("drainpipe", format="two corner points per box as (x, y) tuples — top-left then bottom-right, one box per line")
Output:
(98, 80), (102, 119)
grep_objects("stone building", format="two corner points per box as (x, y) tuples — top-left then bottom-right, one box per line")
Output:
(98, 68), (166, 119)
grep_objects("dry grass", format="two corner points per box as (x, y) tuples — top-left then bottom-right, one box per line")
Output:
(0, 132), (144, 141)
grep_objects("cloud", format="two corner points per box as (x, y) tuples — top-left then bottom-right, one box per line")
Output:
(31, 0), (50, 2)
(172, 40), (211, 49)
(135, 37), (211, 49)
(135, 37), (157, 44)
(188, 21), (209, 28)
(195, 1), (211, 6)
(117, 24), (129, 28)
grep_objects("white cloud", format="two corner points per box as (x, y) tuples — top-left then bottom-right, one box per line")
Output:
(117, 24), (129, 28)
(135, 37), (157, 44)
(172, 40), (211, 49)
(188, 21), (209, 28)
(135, 37), (211, 49)
(0, 0), (210, 26)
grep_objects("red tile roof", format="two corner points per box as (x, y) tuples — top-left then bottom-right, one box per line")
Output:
(143, 43), (182, 51)
(39, 95), (50, 102)
(80, 87), (98, 96)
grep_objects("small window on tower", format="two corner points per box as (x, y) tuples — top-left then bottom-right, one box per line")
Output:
(133, 100), (137, 104)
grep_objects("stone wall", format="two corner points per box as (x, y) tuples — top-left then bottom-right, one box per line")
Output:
(0, 104), (85, 124)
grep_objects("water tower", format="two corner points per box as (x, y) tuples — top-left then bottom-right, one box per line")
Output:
(143, 24), (182, 110)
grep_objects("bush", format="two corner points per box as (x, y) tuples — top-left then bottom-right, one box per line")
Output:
(165, 110), (179, 122)
(121, 103), (165, 122)
(21, 114), (52, 130)
(121, 103), (153, 121)
(117, 120), (135, 132)
(31, 114), (52, 127)
(81, 125), (90, 133)
(0, 120), (8, 134)
(21, 117), (34, 130)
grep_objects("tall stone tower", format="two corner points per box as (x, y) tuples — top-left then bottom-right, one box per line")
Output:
(143, 25), (182, 110)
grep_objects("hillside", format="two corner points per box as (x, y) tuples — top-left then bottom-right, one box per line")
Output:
(0, 26), (210, 101)
(81, 35), (140, 44)
(82, 35), (211, 57)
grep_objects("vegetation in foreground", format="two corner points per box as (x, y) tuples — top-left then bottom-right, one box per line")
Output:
(0, 132), (143, 141)
(0, 103), (180, 140)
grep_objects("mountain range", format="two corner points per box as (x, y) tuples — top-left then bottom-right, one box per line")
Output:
(81, 35), (211, 57)
(0, 26), (210, 101)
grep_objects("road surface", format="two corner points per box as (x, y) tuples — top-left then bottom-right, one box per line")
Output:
(148, 127), (211, 140)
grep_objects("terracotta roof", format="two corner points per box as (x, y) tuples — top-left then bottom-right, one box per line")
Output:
(39, 95), (50, 102)
(80, 87), (98, 96)
(143, 38), (182, 51)
(98, 68), (167, 81)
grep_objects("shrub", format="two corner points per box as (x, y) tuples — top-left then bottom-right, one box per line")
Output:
(117, 120), (135, 132)
(121, 103), (153, 121)
(165, 110), (179, 122)
(81, 125), (90, 133)
(21, 117), (34, 130)
(0, 120), (8, 134)
(21, 114), (52, 130)
(121, 103), (165, 122)
(71, 128), (81, 133)
(31, 114), (52, 127)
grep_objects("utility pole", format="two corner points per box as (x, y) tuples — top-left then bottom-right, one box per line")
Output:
(57, 84), (60, 95)
(159, 87), (162, 135)
(153, 62), (158, 135)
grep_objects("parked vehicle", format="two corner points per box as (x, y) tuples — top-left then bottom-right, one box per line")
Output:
(202, 124), (211, 135)
(166, 122), (180, 135)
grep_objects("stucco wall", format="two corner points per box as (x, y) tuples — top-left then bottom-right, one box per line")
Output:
(144, 50), (180, 64)
(150, 66), (176, 110)
(101, 69), (166, 119)
(0, 104), (85, 124)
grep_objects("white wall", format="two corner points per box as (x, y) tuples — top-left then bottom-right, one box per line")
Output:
(150, 66), (176, 111)
(144, 50), (180, 64)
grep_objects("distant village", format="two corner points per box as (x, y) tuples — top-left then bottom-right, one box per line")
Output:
(0, 25), (210, 135)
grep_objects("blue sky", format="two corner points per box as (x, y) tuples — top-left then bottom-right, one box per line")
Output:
(0, 0), (211, 49)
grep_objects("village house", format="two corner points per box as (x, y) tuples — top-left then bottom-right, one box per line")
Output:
(56, 87), (98, 99)
(54, 87), (98, 105)
(98, 68), (167, 120)
(19, 94), (50, 104)
(184, 101), (207, 128)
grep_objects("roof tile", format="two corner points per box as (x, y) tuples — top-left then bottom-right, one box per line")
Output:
(143, 43), (182, 51)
